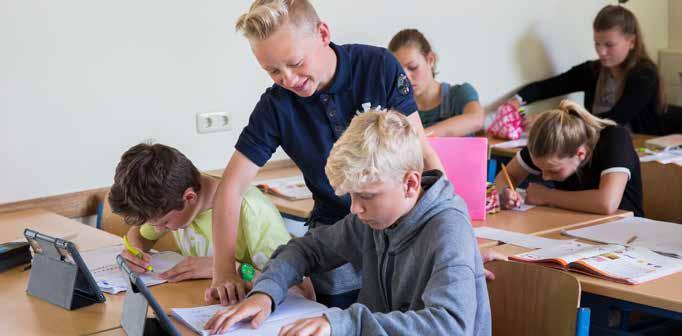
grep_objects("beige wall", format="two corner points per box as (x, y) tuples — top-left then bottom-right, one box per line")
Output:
(671, 0), (682, 49)
(0, 0), (670, 203)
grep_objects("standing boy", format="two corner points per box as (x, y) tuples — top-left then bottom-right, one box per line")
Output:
(207, 0), (443, 308)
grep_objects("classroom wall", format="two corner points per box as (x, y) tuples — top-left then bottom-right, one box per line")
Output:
(0, 0), (669, 204)
(671, 0), (682, 49)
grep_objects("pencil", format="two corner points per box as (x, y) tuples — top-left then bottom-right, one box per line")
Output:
(626, 235), (638, 244)
(501, 164), (515, 192)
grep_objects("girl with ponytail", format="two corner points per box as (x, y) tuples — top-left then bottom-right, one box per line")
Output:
(495, 100), (644, 216)
(506, 5), (665, 135)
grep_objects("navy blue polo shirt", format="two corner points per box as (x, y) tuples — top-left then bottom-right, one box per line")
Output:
(235, 42), (417, 225)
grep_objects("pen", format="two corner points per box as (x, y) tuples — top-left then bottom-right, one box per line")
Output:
(626, 235), (638, 245)
(123, 235), (154, 272)
(501, 163), (516, 192)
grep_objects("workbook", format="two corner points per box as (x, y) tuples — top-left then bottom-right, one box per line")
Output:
(254, 175), (312, 201)
(171, 293), (340, 335)
(80, 245), (183, 294)
(511, 242), (682, 285)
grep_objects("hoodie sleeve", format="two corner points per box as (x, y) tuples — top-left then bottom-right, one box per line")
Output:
(250, 214), (366, 307)
(324, 212), (482, 336)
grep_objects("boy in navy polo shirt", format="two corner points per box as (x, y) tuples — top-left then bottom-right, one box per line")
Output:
(205, 0), (443, 309)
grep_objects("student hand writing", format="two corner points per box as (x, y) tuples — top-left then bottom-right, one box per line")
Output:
(204, 293), (272, 335)
(499, 187), (524, 209)
(120, 248), (152, 273)
(278, 315), (331, 336)
(526, 183), (550, 206)
(159, 256), (212, 282)
(480, 249), (509, 281)
(205, 272), (252, 306)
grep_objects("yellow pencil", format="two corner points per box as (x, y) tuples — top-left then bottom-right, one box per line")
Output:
(626, 235), (638, 245)
(123, 235), (154, 272)
(501, 163), (515, 192)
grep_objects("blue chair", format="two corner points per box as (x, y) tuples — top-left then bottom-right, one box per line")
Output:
(486, 260), (590, 336)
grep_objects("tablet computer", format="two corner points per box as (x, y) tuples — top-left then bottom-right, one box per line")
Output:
(24, 228), (106, 309)
(117, 254), (181, 336)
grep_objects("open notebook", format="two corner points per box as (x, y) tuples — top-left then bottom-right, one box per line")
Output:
(80, 245), (183, 294)
(171, 293), (340, 336)
(511, 242), (682, 285)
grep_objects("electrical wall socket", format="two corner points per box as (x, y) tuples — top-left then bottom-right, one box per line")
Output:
(196, 111), (231, 134)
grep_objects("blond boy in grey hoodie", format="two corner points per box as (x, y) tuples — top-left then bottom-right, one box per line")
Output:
(206, 110), (491, 336)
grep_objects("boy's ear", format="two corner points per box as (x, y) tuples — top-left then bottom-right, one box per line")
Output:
(182, 187), (198, 204)
(576, 145), (588, 161)
(317, 21), (331, 46)
(403, 170), (421, 198)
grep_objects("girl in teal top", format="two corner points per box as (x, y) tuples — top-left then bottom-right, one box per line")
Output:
(389, 29), (485, 136)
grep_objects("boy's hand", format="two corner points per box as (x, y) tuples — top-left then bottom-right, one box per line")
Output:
(120, 249), (152, 273)
(499, 187), (524, 209)
(159, 256), (212, 282)
(481, 249), (509, 281)
(526, 183), (549, 206)
(205, 273), (252, 305)
(279, 316), (331, 336)
(204, 293), (273, 335)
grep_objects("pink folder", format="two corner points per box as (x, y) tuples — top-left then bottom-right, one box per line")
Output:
(428, 137), (488, 220)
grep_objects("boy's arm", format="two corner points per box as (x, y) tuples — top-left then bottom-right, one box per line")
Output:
(325, 217), (483, 335)
(250, 215), (362, 307)
(207, 151), (260, 305)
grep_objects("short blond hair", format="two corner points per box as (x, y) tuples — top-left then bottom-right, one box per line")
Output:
(529, 100), (617, 159)
(325, 110), (423, 195)
(235, 0), (320, 40)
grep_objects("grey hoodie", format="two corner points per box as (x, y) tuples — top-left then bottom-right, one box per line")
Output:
(251, 170), (492, 336)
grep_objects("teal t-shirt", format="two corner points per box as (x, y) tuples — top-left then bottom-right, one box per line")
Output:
(419, 82), (479, 128)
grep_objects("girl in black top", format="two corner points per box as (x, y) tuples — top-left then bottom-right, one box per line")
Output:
(495, 100), (644, 217)
(508, 5), (666, 135)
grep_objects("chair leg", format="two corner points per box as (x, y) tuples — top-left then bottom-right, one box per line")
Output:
(577, 307), (591, 336)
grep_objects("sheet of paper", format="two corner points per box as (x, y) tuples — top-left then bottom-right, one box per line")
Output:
(171, 293), (336, 336)
(511, 203), (536, 212)
(474, 227), (567, 249)
(564, 217), (682, 258)
(491, 138), (528, 149)
(81, 245), (184, 294)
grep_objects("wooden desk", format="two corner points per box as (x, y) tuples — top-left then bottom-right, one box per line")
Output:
(1, 209), (124, 336)
(489, 134), (682, 223)
(207, 161), (313, 220)
(632, 134), (682, 223)
(487, 228), (682, 313)
(488, 136), (520, 158)
(473, 207), (632, 247)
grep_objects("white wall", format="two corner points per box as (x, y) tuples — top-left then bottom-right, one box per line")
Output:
(0, 0), (669, 204)
(671, 0), (682, 49)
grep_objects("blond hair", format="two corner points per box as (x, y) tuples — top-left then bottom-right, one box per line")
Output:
(528, 100), (617, 159)
(325, 110), (423, 195)
(235, 0), (320, 40)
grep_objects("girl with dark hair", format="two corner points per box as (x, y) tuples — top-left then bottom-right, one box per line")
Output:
(389, 29), (485, 136)
(507, 5), (666, 135)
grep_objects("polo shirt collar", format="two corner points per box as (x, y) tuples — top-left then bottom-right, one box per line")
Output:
(320, 42), (351, 94)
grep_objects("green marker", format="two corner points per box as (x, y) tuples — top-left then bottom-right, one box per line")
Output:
(239, 263), (255, 282)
